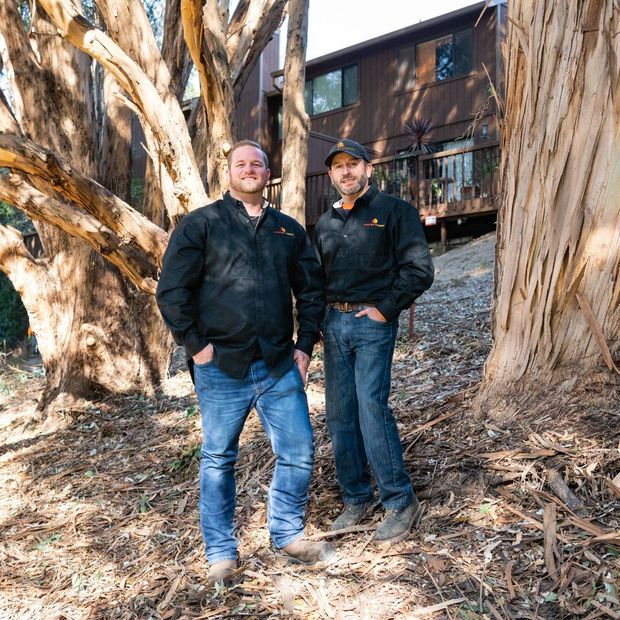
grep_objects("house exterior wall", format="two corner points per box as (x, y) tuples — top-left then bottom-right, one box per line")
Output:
(265, 3), (503, 176)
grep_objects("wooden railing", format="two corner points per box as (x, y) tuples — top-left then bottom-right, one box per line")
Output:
(265, 142), (500, 227)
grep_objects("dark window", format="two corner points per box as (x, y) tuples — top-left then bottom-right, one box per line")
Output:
(417, 29), (472, 84)
(305, 65), (358, 115)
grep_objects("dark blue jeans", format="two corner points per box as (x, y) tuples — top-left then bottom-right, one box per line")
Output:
(323, 309), (414, 510)
(194, 359), (314, 564)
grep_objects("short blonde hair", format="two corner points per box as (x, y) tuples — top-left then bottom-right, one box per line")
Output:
(227, 140), (269, 168)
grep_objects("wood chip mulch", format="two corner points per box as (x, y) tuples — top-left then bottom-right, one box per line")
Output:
(1, 233), (619, 619)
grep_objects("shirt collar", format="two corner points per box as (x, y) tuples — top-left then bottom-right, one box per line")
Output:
(226, 191), (269, 211)
(332, 184), (375, 210)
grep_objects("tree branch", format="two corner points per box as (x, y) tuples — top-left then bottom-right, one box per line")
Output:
(0, 173), (159, 294)
(228, 0), (286, 96)
(39, 0), (207, 219)
(0, 134), (168, 267)
(0, 223), (50, 297)
(162, 0), (193, 100)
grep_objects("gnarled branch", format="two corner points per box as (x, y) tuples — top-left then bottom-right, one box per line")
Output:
(0, 174), (159, 294)
(0, 134), (168, 267)
(39, 0), (207, 219)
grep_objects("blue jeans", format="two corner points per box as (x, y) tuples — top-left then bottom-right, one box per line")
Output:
(194, 359), (314, 564)
(323, 309), (414, 510)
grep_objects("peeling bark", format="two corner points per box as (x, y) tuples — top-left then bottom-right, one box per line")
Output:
(0, 174), (158, 293)
(0, 2), (172, 411)
(40, 0), (207, 218)
(479, 1), (620, 401)
(182, 0), (286, 198)
(98, 72), (132, 203)
(0, 134), (168, 264)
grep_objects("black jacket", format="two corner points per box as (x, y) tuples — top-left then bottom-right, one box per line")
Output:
(156, 193), (324, 379)
(313, 185), (434, 321)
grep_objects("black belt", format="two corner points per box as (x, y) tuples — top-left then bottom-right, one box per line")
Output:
(328, 302), (374, 313)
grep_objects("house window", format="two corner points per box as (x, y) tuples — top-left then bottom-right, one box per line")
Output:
(417, 29), (472, 84)
(397, 45), (416, 91)
(305, 65), (358, 115)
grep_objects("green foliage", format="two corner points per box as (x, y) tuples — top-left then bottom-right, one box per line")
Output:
(0, 200), (34, 233)
(0, 275), (29, 347)
(171, 444), (201, 472)
(184, 404), (198, 418)
(0, 201), (32, 348)
(130, 178), (145, 211)
(35, 532), (61, 552)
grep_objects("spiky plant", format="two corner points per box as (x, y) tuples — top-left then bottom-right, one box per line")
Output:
(404, 117), (438, 154)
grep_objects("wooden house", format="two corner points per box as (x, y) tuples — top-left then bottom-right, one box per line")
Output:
(263, 1), (506, 235)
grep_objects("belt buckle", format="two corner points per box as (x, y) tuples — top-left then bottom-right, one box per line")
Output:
(341, 302), (353, 312)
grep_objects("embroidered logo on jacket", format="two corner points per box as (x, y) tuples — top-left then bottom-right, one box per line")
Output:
(363, 218), (385, 228)
(274, 226), (295, 236)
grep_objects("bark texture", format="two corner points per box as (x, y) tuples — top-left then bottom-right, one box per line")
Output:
(280, 0), (310, 226)
(182, 0), (286, 198)
(0, 2), (172, 410)
(480, 1), (620, 398)
(40, 0), (207, 219)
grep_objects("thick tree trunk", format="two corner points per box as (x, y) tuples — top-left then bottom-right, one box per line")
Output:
(0, 225), (171, 410)
(98, 73), (132, 204)
(280, 0), (309, 226)
(0, 4), (172, 412)
(478, 1), (620, 406)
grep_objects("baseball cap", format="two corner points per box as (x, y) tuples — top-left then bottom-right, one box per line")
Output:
(325, 139), (370, 167)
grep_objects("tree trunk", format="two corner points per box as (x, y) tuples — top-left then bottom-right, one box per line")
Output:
(0, 0), (291, 413)
(0, 4), (172, 412)
(280, 0), (310, 226)
(0, 225), (172, 410)
(478, 0), (620, 407)
(181, 0), (287, 199)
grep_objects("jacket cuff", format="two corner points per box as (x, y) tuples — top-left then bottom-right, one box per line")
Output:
(185, 333), (210, 358)
(294, 336), (315, 358)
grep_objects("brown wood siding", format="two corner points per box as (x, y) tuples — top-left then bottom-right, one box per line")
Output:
(266, 6), (500, 175)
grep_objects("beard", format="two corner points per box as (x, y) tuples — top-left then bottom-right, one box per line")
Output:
(229, 175), (267, 194)
(332, 171), (368, 196)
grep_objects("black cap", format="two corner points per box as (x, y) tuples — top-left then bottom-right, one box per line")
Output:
(325, 139), (370, 167)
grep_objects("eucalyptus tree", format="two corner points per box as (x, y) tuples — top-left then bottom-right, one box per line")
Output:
(0, 0), (292, 410)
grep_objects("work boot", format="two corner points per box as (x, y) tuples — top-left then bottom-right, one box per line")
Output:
(330, 499), (377, 531)
(278, 538), (336, 565)
(209, 559), (238, 583)
(374, 499), (422, 544)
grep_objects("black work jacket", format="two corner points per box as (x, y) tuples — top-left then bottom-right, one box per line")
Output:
(156, 193), (324, 380)
(313, 185), (434, 321)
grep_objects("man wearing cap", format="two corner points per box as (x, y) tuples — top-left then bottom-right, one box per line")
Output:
(314, 138), (434, 544)
(157, 140), (334, 582)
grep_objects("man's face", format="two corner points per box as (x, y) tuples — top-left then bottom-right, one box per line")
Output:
(228, 145), (270, 195)
(328, 152), (372, 197)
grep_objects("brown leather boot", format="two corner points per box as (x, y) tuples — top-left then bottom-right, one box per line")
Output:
(209, 559), (238, 583)
(278, 538), (336, 565)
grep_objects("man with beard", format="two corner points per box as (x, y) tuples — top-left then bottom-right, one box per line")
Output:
(314, 139), (434, 544)
(157, 140), (334, 583)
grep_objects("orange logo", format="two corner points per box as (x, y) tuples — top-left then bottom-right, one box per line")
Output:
(363, 217), (384, 228)
(336, 141), (345, 148)
(274, 226), (294, 237)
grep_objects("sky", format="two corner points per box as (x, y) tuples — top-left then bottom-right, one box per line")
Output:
(303, 0), (480, 60)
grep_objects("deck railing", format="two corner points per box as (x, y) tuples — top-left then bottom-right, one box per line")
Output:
(265, 142), (500, 227)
